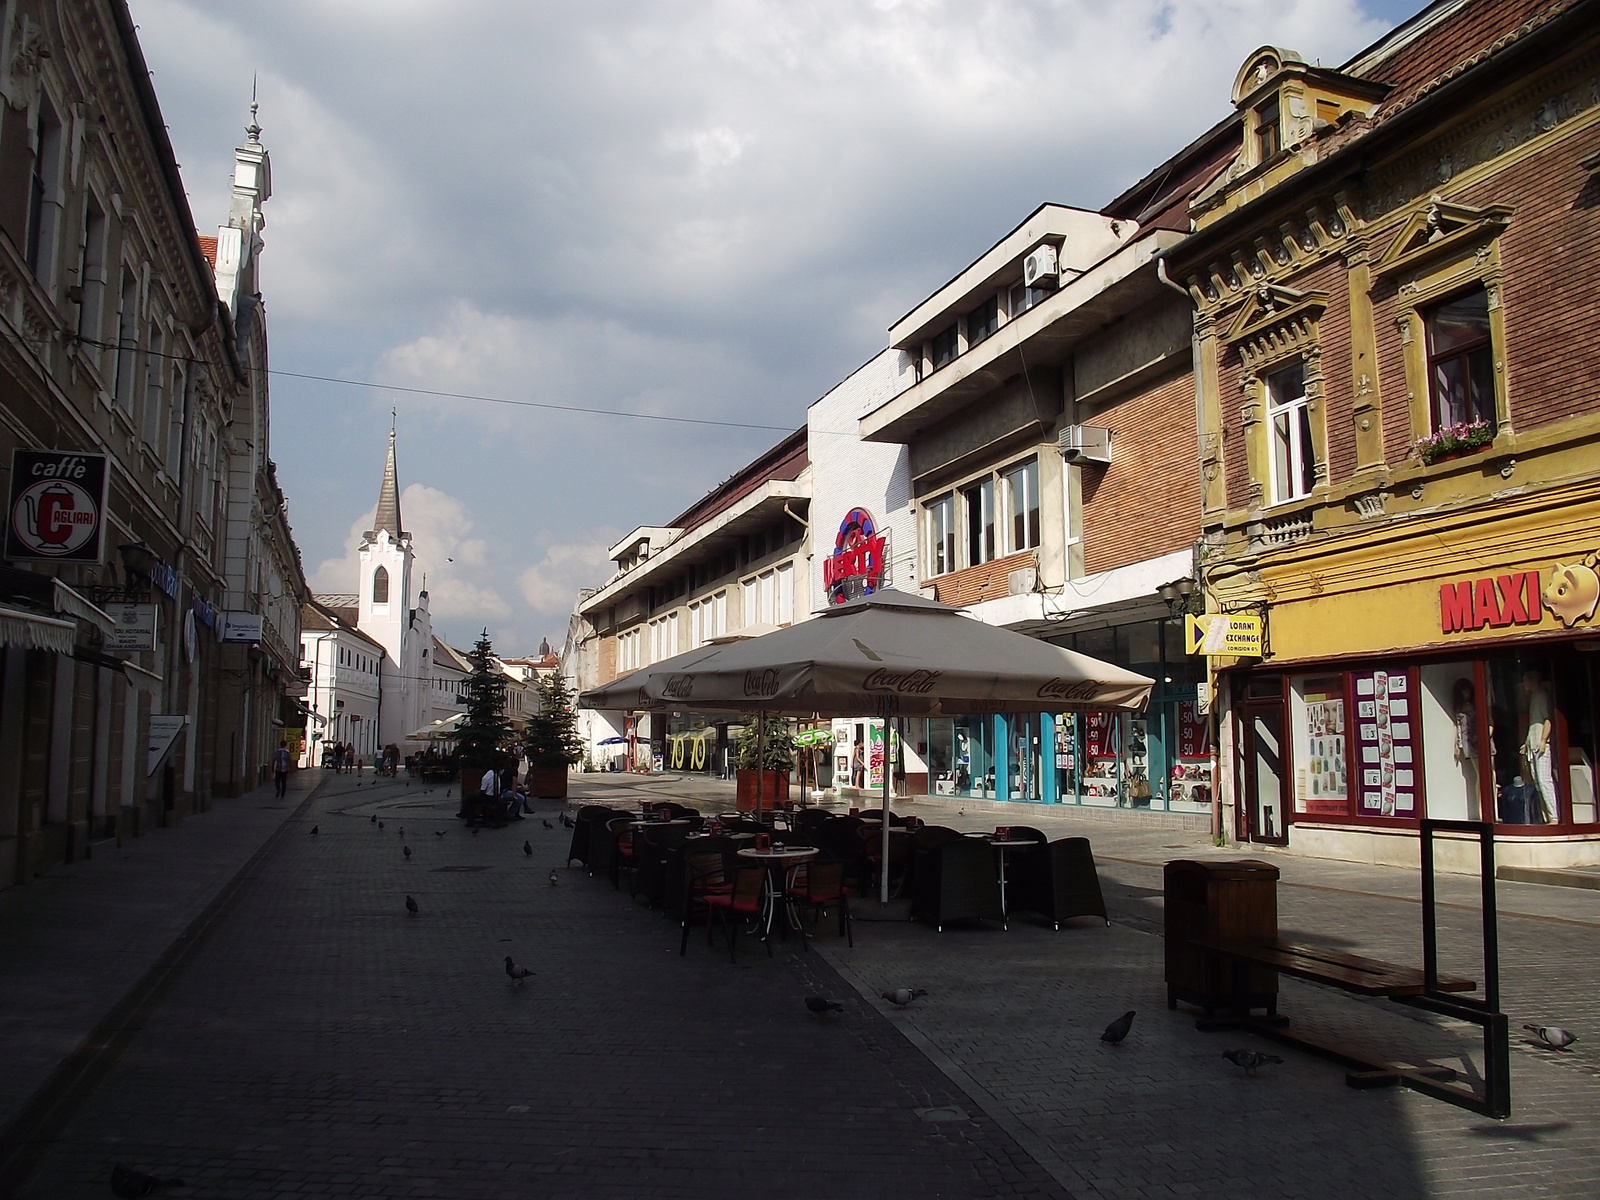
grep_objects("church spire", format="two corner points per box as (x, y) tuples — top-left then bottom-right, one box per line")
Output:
(370, 422), (405, 539)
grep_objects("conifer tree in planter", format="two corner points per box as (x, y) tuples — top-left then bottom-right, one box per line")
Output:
(524, 671), (583, 798)
(734, 713), (794, 811)
(455, 630), (516, 813)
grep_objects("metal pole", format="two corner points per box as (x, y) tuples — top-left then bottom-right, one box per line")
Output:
(879, 717), (891, 904)
(756, 716), (764, 823)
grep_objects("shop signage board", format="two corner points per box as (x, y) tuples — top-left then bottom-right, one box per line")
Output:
(1084, 710), (1117, 758)
(1351, 669), (1415, 817)
(221, 611), (264, 643)
(1175, 701), (1210, 759)
(147, 714), (187, 775)
(824, 507), (887, 605)
(1439, 558), (1600, 633)
(1185, 612), (1263, 656)
(104, 603), (158, 651)
(5, 449), (109, 564)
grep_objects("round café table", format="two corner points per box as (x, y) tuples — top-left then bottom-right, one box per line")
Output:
(736, 845), (819, 940)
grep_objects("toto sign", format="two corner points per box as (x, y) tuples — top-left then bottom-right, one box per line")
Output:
(5, 449), (108, 563)
(825, 507), (887, 605)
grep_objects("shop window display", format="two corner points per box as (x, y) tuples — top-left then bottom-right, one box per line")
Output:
(1487, 656), (1560, 825)
(1290, 675), (1347, 818)
(1352, 668), (1417, 818)
(1419, 662), (1481, 821)
(1081, 710), (1120, 805)
(1169, 700), (1212, 810)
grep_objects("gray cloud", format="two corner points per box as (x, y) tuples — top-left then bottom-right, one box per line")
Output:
(134, 0), (1390, 653)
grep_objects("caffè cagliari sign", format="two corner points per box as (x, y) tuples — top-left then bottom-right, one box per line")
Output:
(5, 449), (108, 564)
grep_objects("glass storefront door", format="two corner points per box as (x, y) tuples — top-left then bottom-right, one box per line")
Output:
(1240, 699), (1289, 844)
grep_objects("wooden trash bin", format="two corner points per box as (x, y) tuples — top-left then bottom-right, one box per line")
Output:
(1164, 859), (1279, 1017)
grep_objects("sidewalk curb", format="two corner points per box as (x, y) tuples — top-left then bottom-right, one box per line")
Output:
(0, 775), (331, 1198)
(817, 945), (1098, 1200)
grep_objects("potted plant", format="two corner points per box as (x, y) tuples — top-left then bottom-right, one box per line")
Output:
(1413, 419), (1493, 465)
(734, 713), (794, 810)
(524, 671), (583, 798)
(454, 630), (517, 816)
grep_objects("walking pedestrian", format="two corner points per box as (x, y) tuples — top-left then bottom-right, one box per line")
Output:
(272, 742), (292, 798)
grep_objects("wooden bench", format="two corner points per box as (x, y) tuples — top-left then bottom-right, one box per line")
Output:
(1193, 937), (1475, 999)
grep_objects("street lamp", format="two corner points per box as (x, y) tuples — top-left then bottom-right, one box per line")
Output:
(1159, 578), (1196, 617)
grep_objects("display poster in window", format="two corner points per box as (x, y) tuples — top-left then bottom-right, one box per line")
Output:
(1352, 669), (1416, 817)
(1085, 711), (1117, 759)
(1296, 676), (1348, 816)
(1176, 701), (1210, 760)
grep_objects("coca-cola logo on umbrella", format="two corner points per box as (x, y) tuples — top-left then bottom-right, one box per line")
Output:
(743, 669), (781, 698)
(662, 674), (695, 699)
(6, 450), (108, 563)
(1036, 677), (1101, 702)
(862, 668), (941, 694)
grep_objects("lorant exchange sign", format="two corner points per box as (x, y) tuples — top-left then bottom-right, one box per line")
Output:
(5, 450), (109, 564)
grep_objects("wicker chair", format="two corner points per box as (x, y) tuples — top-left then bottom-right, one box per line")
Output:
(1007, 837), (1109, 929)
(567, 805), (623, 869)
(913, 836), (1006, 932)
(786, 858), (852, 948)
(680, 849), (735, 954)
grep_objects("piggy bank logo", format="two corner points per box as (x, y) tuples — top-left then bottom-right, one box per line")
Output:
(1542, 560), (1600, 628)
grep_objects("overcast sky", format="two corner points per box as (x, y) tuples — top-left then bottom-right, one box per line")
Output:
(131, 0), (1415, 654)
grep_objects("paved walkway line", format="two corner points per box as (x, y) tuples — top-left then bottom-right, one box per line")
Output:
(818, 942), (1095, 1200)
(0, 777), (329, 1199)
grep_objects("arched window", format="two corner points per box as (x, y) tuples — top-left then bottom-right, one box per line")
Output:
(372, 566), (390, 604)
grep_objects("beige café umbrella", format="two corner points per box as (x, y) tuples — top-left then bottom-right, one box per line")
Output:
(579, 589), (1153, 902)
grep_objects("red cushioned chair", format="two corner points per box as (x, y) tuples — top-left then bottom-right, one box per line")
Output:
(704, 867), (770, 961)
(680, 850), (735, 955)
(787, 858), (853, 949)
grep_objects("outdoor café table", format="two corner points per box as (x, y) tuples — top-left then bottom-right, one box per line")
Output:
(735, 845), (820, 940)
(627, 819), (692, 829)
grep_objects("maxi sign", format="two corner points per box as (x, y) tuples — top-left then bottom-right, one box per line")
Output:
(5, 449), (109, 564)
(824, 507), (887, 605)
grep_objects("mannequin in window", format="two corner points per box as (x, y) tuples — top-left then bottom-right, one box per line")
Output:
(1451, 678), (1479, 809)
(1522, 669), (1557, 823)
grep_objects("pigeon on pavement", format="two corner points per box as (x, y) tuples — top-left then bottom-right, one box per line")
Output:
(505, 956), (533, 983)
(882, 988), (927, 1007)
(1525, 1024), (1578, 1051)
(371, 814), (377, 824)
(523, 840), (533, 856)
(1101, 1011), (1136, 1045)
(805, 996), (845, 1015)
(378, 822), (384, 830)
(309, 825), (318, 835)
(542, 819), (553, 829)
(111, 1164), (186, 1197)
(549, 869), (559, 887)
(1222, 1048), (1284, 1075)
(402, 845), (411, 860)
(398, 827), (405, 838)
(405, 895), (418, 916)
(561, 812), (574, 828)
(434, 830), (446, 838)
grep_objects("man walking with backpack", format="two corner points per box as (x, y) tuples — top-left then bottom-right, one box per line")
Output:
(273, 743), (292, 798)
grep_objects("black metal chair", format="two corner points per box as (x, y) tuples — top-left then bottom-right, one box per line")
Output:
(786, 858), (853, 948)
(1007, 837), (1109, 929)
(704, 867), (770, 961)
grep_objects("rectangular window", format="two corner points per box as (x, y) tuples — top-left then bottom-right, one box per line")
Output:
(142, 328), (165, 447)
(1425, 288), (1494, 432)
(77, 197), (107, 343)
(713, 590), (727, 638)
(925, 493), (955, 577)
(167, 363), (187, 467)
(24, 99), (61, 282)
(742, 577), (757, 628)
(1256, 95), (1281, 161)
(1266, 362), (1314, 504)
(1008, 281), (1051, 318)
(687, 602), (701, 650)
(666, 611), (678, 658)
(1003, 457), (1040, 552)
(776, 561), (794, 625)
(758, 570), (775, 625)
(963, 477), (995, 566)
(966, 295), (999, 349)
(931, 323), (959, 370)
(113, 269), (139, 414)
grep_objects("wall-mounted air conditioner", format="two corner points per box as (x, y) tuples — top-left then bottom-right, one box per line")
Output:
(1023, 243), (1059, 288)
(1057, 424), (1112, 465)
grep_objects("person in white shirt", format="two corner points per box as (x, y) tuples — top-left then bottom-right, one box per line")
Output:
(481, 765), (498, 800)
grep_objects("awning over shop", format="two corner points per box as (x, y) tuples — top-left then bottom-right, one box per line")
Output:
(52, 580), (116, 637)
(0, 605), (76, 655)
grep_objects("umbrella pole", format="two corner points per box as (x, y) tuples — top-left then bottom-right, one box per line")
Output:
(880, 718), (891, 904)
(756, 718), (764, 824)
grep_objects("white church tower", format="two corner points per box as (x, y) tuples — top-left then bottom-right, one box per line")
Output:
(358, 426), (433, 747)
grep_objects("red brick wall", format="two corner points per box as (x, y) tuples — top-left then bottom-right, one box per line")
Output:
(927, 549), (1036, 607)
(1081, 368), (1202, 573)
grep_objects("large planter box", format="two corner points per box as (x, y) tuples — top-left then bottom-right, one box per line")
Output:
(735, 769), (790, 810)
(529, 764), (569, 799)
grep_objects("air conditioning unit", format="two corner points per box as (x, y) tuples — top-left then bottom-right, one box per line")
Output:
(1022, 243), (1059, 288)
(1007, 566), (1037, 596)
(1058, 424), (1112, 465)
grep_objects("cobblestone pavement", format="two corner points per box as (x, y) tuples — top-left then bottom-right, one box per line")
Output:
(9, 771), (1063, 1199)
(6, 769), (1598, 1198)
